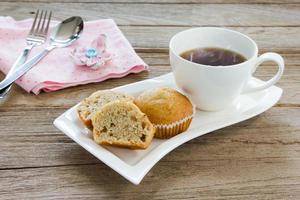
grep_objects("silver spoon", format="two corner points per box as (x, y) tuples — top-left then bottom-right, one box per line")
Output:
(0, 16), (84, 91)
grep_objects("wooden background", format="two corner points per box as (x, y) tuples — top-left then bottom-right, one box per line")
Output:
(0, 0), (300, 199)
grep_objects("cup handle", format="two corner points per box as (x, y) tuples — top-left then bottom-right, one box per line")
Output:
(242, 52), (284, 93)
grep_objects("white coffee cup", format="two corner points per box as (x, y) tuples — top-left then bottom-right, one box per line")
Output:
(169, 27), (284, 111)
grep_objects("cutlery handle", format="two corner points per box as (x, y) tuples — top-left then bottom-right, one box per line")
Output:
(0, 44), (35, 97)
(0, 46), (54, 90)
(7, 44), (35, 77)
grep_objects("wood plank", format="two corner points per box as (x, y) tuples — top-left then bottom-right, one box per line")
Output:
(119, 27), (300, 51)
(0, 1), (299, 198)
(0, 2), (300, 26)
(2, 25), (299, 52)
(0, 107), (299, 169)
(3, 0), (300, 4)
(0, 107), (299, 198)
(0, 53), (299, 107)
(0, 162), (300, 199)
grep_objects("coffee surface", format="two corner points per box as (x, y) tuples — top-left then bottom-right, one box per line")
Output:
(180, 47), (247, 66)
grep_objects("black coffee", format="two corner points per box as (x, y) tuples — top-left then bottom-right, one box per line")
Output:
(180, 47), (247, 66)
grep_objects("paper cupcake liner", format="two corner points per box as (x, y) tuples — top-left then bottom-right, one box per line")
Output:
(153, 105), (196, 139)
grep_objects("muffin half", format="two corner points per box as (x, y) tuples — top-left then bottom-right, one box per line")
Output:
(92, 101), (155, 149)
(77, 90), (133, 129)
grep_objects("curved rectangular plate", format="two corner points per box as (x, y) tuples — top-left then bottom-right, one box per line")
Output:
(54, 73), (282, 184)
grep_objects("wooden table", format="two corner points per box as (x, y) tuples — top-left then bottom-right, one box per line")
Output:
(0, 0), (299, 199)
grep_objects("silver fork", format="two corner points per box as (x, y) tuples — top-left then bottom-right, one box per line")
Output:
(0, 10), (52, 98)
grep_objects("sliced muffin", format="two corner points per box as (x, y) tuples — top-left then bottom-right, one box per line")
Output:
(92, 101), (155, 149)
(134, 87), (194, 139)
(77, 90), (133, 129)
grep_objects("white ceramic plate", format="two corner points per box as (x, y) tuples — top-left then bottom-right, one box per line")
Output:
(54, 73), (282, 184)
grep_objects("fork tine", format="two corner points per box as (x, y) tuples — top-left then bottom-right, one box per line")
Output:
(38, 10), (47, 35)
(43, 11), (52, 36)
(29, 10), (39, 35)
(34, 10), (43, 35)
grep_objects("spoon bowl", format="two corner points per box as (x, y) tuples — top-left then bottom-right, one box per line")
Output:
(50, 16), (83, 47)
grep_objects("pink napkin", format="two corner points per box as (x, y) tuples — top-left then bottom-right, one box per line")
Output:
(0, 17), (147, 94)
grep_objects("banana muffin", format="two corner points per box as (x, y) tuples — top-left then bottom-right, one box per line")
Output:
(134, 87), (194, 139)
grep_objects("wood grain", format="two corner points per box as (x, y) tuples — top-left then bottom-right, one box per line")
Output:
(0, 107), (299, 169)
(0, 108), (300, 199)
(120, 26), (300, 51)
(0, 107), (299, 200)
(0, 0), (299, 199)
(0, 160), (300, 200)
(3, 0), (300, 3)
(1, 2), (300, 26)
(0, 54), (299, 107)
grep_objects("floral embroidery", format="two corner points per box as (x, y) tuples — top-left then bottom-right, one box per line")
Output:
(70, 34), (112, 69)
